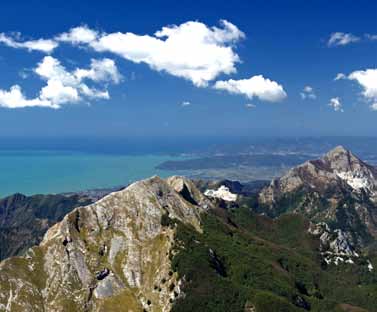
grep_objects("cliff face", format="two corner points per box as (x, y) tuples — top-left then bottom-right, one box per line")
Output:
(0, 176), (210, 312)
(0, 193), (93, 261)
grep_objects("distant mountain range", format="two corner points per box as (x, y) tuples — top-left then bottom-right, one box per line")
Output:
(0, 147), (376, 311)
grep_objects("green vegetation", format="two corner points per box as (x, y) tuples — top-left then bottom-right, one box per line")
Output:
(170, 204), (377, 312)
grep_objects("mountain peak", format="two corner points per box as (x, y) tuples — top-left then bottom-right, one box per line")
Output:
(0, 175), (209, 311)
(325, 145), (349, 157)
(259, 146), (377, 253)
(323, 145), (361, 165)
(320, 146), (377, 185)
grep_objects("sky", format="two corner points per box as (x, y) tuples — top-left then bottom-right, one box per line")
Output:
(0, 0), (376, 140)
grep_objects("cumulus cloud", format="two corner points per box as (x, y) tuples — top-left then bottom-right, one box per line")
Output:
(300, 85), (316, 100)
(74, 58), (122, 83)
(329, 97), (343, 112)
(0, 33), (57, 53)
(85, 20), (244, 87)
(0, 21), (294, 108)
(0, 21), (245, 88)
(213, 75), (287, 102)
(55, 25), (99, 44)
(328, 32), (360, 46)
(0, 56), (120, 108)
(181, 101), (191, 107)
(0, 85), (53, 108)
(348, 69), (377, 101)
(335, 68), (377, 109)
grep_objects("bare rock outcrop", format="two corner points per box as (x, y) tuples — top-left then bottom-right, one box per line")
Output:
(258, 146), (377, 248)
(0, 176), (207, 312)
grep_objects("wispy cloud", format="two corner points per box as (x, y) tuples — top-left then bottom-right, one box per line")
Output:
(0, 33), (57, 53)
(327, 32), (377, 47)
(334, 73), (346, 81)
(365, 33), (377, 41)
(300, 85), (316, 100)
(327, 32), (360, 46)
(245, 103), (256, 109)
(181, 101), (191, 107)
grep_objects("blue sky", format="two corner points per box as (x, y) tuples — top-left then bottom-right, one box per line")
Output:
(0, 0), (376, 139)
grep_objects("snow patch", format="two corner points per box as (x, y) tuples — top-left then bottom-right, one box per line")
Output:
(336, 171), (370, 190)
(367, 260), (374, 272)
(204, 185), (237, 202)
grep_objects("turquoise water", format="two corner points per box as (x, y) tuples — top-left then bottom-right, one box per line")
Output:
(0, 150), (186, 197)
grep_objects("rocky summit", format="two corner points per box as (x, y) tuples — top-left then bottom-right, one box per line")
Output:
(259, 146), (377, 256)
(0, 176), (210, 312)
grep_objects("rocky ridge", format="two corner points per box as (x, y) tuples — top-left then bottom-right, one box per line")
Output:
(0, 193), (93, 261)
(0, 176), (211, 312)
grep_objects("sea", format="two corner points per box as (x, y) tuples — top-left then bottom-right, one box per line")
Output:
(0, 149), (188, 197)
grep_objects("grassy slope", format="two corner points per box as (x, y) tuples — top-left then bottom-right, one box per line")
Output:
(170, 201), (377, 312)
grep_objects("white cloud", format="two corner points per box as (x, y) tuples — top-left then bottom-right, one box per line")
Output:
(0, 21), (245, 88)
(35, 56), (77, 84)
(87, 20), (244, 86)
(348, 69), (377, 101)
(0, 33), (57, 53)
(0, 56), (119, 109)
(0, 85), (53, 108)
(328, 32), (360, 46)
(55, 25), (99, 44)
(74, 58), (122, 83)
(336, 68), (377, 108)
(181, 101), (191, 107)
(39, 79), (80, 105)
(334, 73), (346, 80)
(1, 21), (294, 107)
(214, 75), (287, 102)
(329, 97), (343, 112)
(370, 103), (377, 111)
(300, 85), (316, 100)
(245, 103), (256, 109)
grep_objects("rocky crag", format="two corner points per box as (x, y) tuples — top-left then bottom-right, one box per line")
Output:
(0, 176), (211, 312)
(259, 146), (377, 262)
